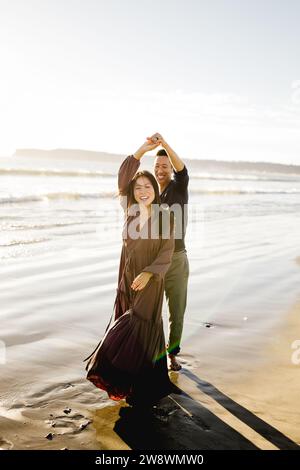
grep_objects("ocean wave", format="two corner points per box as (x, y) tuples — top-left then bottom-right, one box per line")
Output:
(192, 173), (300, 182)
(0, 237), (51, 247)
(0, 191), (117, 204)
(1, 166), (300, 182)
(1, 221), (88, 231)
(0, 167), (115, 177)
(190, 188), (300, 195)
(1, 187), (300, 205)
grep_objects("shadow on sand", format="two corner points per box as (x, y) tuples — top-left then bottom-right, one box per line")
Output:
(110, 369), (300, 450)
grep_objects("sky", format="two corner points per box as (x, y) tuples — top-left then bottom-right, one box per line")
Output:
(0, 0), (300, 164)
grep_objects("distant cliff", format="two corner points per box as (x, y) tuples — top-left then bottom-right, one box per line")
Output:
(14, 148), (124, 162)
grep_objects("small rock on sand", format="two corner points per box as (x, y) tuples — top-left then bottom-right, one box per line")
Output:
(79, 420), (92, 431)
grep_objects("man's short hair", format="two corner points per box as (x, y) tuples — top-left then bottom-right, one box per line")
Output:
(156, 149), (168, 157)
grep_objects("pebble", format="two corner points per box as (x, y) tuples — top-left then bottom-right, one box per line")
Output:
(79, 419), (92, 431)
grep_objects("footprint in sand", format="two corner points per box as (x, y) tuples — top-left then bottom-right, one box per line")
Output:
(174, 354), (197, 370)
(46, 413), (92, 436)
(30, 382), (76, 399)
(0, 437), (13, 450)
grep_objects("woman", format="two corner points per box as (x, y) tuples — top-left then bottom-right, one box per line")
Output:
(85, 139), (180, 408)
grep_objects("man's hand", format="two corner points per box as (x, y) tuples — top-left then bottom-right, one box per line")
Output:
(131, 271), (153, 291)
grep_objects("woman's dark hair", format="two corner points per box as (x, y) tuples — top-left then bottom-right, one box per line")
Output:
(119, 170), (174, 238)
(120, 170), (161, 208)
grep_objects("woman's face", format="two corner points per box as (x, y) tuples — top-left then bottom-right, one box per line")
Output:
(133, 176), (155, 207)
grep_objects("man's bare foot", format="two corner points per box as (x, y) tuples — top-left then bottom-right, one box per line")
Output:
(168, 354), (182, 371)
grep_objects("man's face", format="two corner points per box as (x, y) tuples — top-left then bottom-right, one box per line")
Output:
(154, 156), (172, 187)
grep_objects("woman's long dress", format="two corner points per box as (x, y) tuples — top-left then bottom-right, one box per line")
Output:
(85, 155), (179, 406)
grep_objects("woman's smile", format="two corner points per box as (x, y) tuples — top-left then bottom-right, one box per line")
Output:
(133, 176), (155, 206)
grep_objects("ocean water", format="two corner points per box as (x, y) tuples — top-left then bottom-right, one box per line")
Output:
(0, 155), (300, 261)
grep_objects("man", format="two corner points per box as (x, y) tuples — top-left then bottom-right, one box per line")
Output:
(131, 133), (189, 371)
(148, 133), (189, 371)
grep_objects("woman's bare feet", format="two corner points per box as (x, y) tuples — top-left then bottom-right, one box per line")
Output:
(167, 354), (182, 371)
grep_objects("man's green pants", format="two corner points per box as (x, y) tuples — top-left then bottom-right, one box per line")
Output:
(165, 249), (189, 356)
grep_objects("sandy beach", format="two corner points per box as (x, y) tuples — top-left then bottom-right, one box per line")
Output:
(1, 154), (300, 450)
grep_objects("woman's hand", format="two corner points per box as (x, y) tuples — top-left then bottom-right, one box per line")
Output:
(133, 140), (160, 160)
(146, 132), (166, 147)
(131, 271), (153, 291)
(140, 139), (161, 153)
